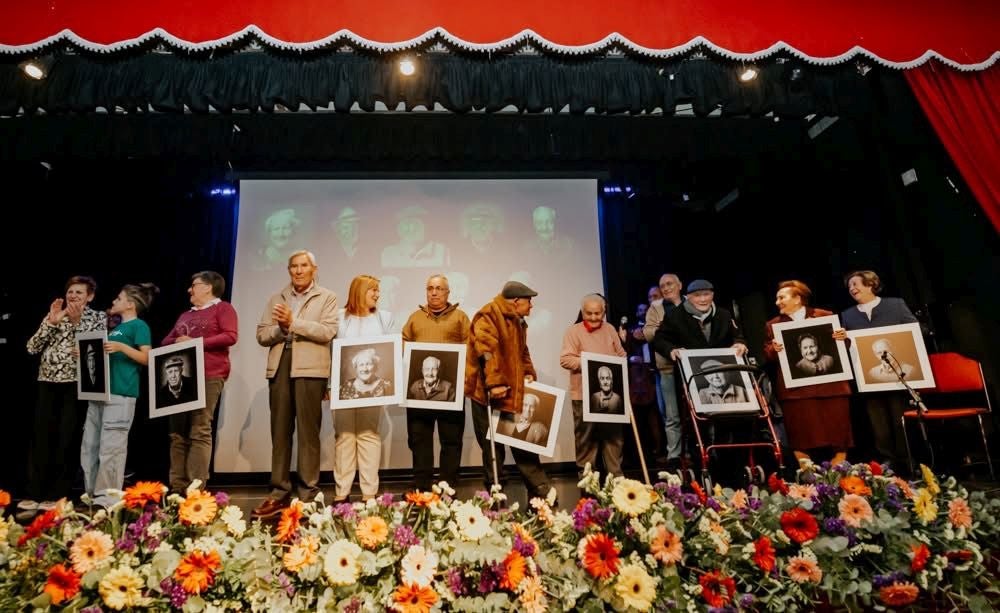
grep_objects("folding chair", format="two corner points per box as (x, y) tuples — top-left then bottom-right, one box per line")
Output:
(901, 352), (995, 480)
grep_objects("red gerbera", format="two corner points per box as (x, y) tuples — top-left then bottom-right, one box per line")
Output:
(581, 533), (621, 579)
(868, 461), (884, 476)
(699, 570), (736, 608)
(44, 564), (81, 605)
(911, 543), (931, 572)
(689, 481), (708, 505)
(780, 507), (819, 544)
(753, 536), (776, 573)
(18, 508), (59, 546)
(768, 473), (790, 495)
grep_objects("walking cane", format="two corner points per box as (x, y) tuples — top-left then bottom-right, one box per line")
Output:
(627, 400), (651, 485)
(487, 397), (502, 492)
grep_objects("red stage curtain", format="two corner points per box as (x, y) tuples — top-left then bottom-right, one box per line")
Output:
(906, 64), (1000, 234)
(0, 1), (997, 69)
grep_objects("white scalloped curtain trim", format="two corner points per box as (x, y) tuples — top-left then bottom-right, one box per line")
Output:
(0, 26), (997, 71)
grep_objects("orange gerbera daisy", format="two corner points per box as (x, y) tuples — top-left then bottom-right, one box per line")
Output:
(581, 533), (620, 579)
(18, 508), (58, 546)
(753, 536), (776, 573)
(839, 476), (872, 497)
(178, 490), (218, 526)
(275, 501), (304, 543)
(838, 494), (874, 528)
(173, 549), (222, 594)
(405, 491), (440, 507)
(44, 564), (81, 605)
(786, 556), (823, 583)
(123, 481), (164, 510)
(500, 550), (526, 590)
(649, 525), (683, 565)
(948, 497), (973, 529)
(0, 489), (10, 508)
(356, 516), (389, 549)
(392, 583), (439, 613)
(893, 477), (915, 500)
(879, 581), (920, 607)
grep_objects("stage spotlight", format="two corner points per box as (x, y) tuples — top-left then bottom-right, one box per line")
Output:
(19, 55), (55, 80)
(739, 66), (758, 82)
(399, 58), (416, 76)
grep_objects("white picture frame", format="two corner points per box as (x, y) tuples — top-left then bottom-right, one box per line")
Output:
(487, 380), (566, 458)
(772, 315), (854, 389)
(581, 352), (631, 423)
(677, 348), (760, 414)
(401, 341), (466, 411)
(148, 337), (207, 418)
(331, 334), (404, 409)
(846, 322), (935, 393)
(76, 330), (111, 402)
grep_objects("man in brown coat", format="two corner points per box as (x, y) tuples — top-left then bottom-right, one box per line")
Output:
(466, 281), (552, 499)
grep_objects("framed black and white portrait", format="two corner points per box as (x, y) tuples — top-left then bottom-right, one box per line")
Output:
(846, 323), (935, 393)
(772, 315), (853, 389)
(148, 338), (206, 418)
(76, 331), (110, 402)
(677, 348), (760, 415)
(401, 341), (466, 411)
(488, 381), (565, 458)
(581, 352), (630, 423)
(331, 334), (403, 409)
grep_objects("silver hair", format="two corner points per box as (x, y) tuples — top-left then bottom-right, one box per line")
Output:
(425, 274), (450, 289)
(287, 250), (317, 267)
(422, 355), (441, 369)
(351, 347), (380, 369)
(597, 365), (613, 379)
(581, 293), (607, 310)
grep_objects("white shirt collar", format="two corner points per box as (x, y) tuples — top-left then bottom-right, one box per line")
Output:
(191, 298), (222, 311)
(857, 296), (882, 319)
(789, 306), (807, 321)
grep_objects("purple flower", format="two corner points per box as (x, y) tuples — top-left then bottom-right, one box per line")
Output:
(214, 491), (230, 506)
(35, 541), (48, 559)
(392, 524), (420, 550)
(116, 536), (137, 553)
(160, 578), (188, 608)
(343, 597), (362, 613)
(332, 502), (357, 520)
(81, 607), (105, 613)
(447, 567), (467, 596)
(654, 482), (669, 492)
(476, 491), (492, 503)
(815, 483), (838, 500)
(872, 571), (907, 588)
(706, 498), (722, 512)
(823, 517), (847, 536)
(739, 594), (755, 607)
(747, 497), (763, 511)
(278, 572), (296, 597)
(379, 492), (395, 506)
(513, 532), (536, 557)
(800, 471), (817, 484)
(478, 563), (501, 593)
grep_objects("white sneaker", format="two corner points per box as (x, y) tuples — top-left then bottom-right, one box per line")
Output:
(16, 500), (38, 511)
(37, 501), (58, 511)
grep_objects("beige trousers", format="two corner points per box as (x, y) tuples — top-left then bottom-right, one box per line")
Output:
(333, 406), (382, 497)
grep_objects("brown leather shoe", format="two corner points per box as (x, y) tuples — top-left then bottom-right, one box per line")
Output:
(251, 495), (289, 519)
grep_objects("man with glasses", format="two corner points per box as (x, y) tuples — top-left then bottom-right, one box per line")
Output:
(161, 271), (238, 494)
(401, 274), (470, 492)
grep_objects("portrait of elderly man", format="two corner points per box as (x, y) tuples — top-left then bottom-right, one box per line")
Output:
(697, 359), (749, 405)
(408, 355), (455, 402)
(332, 206), (360, 260)
(381, 205), (449, 268)
(590, 366), (624, 414)
(867, 337), (915, 383)
(522, 205), (575, 260)
(496, 393), (550, 445)
(341, 347), (393, 399)
(460, 203), (504, 254)
(80, 342), (103, 393)
(156, 355), (197, 408)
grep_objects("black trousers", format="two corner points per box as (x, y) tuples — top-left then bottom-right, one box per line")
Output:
(406, 407), (465, 491)
(28, 382), (87, 501)
(865, 392), (909, 469)
(470, 399), (551, 498)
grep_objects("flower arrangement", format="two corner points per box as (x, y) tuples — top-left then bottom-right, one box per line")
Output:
(1, 461), (999, 611)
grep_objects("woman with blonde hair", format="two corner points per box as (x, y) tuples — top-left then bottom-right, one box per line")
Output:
(335, 275), (394, 501)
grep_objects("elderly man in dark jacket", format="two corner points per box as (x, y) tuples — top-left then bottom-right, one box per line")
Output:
(466, 281), (552, 499)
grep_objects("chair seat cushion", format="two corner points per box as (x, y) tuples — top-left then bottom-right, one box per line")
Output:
(903, 408), (988, 419)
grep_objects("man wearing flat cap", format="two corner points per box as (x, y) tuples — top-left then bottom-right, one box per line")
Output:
(466, 280), (553, 499)
(332, 206), (361, 260)
(381, 205), (449, 268)
(157, 354), (197, 408)
(653, 279), (747, 364)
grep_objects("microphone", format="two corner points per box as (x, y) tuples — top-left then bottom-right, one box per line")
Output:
(881, 350), (892, 365)
(620, 316), (628, 327)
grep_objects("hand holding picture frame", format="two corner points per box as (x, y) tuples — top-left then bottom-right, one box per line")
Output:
(676, 348), (760, 415)
(487, 380), (565, 458)
(331, 334), (404, 409)
(76, 330), (110, 402)
(401, 341), (466, 411)
(846, 322), (935, 392)
(581, 352), (631, 423)
(771, 315), (853, 389)
(149, 337), (207, 418)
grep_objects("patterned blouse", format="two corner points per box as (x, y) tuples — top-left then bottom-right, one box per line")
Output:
(339, 378), (392, 400)
(26, 308), (107, 383)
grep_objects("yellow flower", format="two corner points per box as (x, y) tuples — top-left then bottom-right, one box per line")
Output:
(98, 566), (143, 610)
(283, 535), (319, 573)
(611, 478), (653, 516)
(70, 530), (114, 574)
(913, 488), (939, 524)
(178, 490), (218, 526)
(323, 539), (362, 585)
(614, 563), (657, 611)
(355, 516), (389, 549)
(920, 464), (941, 496)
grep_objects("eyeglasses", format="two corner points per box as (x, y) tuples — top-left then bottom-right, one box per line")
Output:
(190, 281), (209, 289)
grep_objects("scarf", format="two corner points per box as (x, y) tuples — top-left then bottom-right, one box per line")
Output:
(683, 300), (716, 342)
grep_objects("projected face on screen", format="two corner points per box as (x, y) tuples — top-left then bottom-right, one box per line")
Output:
(333, 207), (360, 258)
(524, 204), (575, 259)
(257, 208), (301, 269)
(381, 206), (449, 268)
(461, 204), (504, 253)
(533, 206), (555, 242)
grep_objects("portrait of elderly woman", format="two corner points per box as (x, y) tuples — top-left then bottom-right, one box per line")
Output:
(340, 347), (392, 400)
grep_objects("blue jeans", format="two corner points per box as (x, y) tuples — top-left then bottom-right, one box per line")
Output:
(81, 394), (136, 506)
(658, 370), (682, 460)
